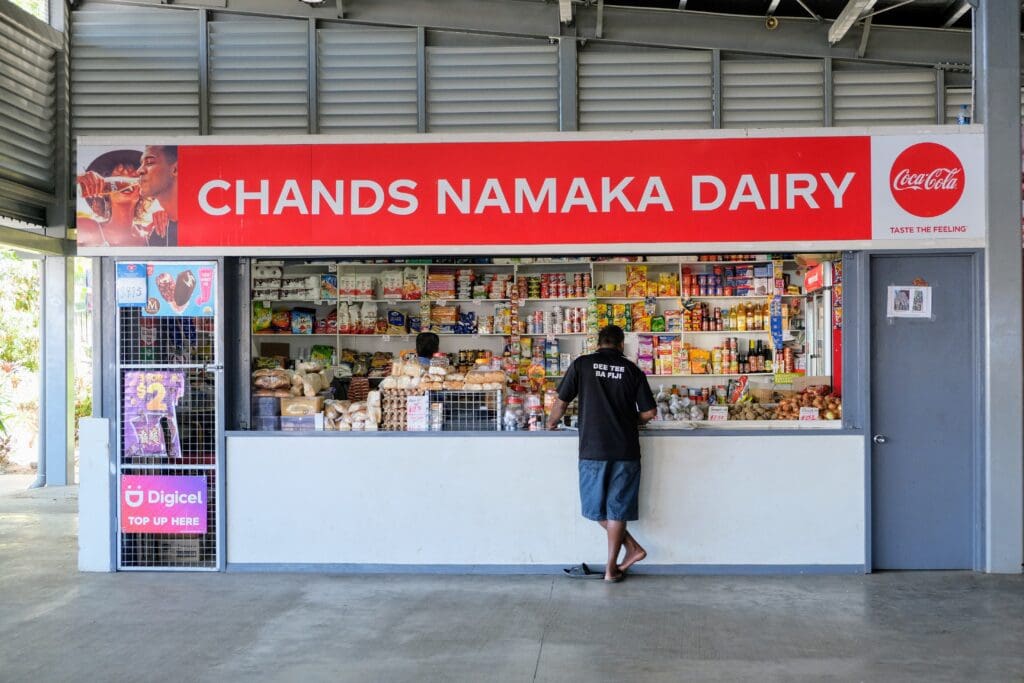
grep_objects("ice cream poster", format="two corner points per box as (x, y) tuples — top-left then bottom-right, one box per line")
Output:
(143, 263), (215, 317)
(123, 370), (186, 459)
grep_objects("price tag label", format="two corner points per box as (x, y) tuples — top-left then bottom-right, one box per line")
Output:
(546, 333), (556, 343)
(407, 395), (429, 431)
(517, 298), (526, 307)
(115, 263), (147, 306)
(707, 406), (729, 422)
(382, 335), (391, 343)
(799, 407), (820, 421)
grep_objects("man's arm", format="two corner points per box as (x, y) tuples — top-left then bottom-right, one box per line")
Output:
(638, 407), (657, 425)
(547, 398), (568, 430)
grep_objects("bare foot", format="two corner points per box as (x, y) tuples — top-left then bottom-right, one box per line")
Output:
(604, 568), (624, 582)
(620, 543), (647, 572)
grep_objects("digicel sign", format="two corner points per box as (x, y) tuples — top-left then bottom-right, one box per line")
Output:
(174, 137), (871, 247)
(76, 131), (985, 251)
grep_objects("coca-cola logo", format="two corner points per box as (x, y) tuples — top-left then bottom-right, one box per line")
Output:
(889, 143), (965, 217)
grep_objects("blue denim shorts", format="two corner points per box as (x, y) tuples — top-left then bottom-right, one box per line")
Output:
(578, 459), (641, 522)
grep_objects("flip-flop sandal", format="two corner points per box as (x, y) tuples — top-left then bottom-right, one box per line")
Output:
(562, 563), (604, 579)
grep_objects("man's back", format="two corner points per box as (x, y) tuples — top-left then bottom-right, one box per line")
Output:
(557, 346), (655, 461)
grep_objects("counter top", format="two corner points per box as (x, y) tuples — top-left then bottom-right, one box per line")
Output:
(228, 422), (855, 438)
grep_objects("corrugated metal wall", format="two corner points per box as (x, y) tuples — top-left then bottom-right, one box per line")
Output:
(318, 25), (419, 134)
(58, 3), (986, 230)
(834, 68), (937, 126)
(426, 45), (559, 132)
(578, 45), (712, 130)
(208, 19), (309, 134)
(721, 58), (825, 128)
(70, 5), (200, 136)
(0, 9), (58, 225)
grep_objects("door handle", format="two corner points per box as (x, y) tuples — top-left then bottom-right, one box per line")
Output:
(873, 434), (887, 445)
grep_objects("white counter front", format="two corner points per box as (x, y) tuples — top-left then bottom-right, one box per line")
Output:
(225, 433), (866, 573)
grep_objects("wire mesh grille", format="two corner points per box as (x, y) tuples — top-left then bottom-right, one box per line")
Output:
(119, 368), (217, 467)
(116, 266), (219, 571)
(119, 307), (215, 366)
(426, 390), (502, 431)
(119, 467), (218, 569)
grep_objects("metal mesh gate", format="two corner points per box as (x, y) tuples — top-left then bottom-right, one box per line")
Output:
(116, 262), (222, 570)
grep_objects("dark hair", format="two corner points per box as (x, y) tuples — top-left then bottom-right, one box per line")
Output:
(416, 332), (439, 358)
(597, 324), (625, 348)
(149, 145), (178, 164)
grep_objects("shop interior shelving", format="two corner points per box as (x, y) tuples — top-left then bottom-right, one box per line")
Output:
(249, 256), (812, 385)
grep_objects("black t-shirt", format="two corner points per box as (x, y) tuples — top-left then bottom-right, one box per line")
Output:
(557, 347), (656, 461)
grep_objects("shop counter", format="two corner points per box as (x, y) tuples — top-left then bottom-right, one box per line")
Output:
(225, 430), (866, 573)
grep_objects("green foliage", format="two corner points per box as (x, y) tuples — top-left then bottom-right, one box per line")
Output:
(10, 0), (48, 21)
(74, 375), (93, 444)
(0, 251), (41, 373)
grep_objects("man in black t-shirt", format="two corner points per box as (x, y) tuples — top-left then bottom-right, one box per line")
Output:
(547, 325), (657, 582)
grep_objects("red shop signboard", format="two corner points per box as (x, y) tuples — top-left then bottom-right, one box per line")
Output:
(75, 130), (985, 253)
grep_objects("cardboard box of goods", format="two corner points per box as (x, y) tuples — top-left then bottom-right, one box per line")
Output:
(280, 396), (324, 416)
(793, 376), (832, 392)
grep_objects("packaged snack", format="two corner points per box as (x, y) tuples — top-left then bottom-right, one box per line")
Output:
(651, 315), (666, 332)
(254, 356), (283, 370)
(360, 301), (378, 334)
(638, 336), (654, 356)
(375, 318), (389, 334)
(637, 354), (654, 375)
(271, 309), (291, 331)
(252, 265), (283, 279)
(338, 273), (356, 298)
(456, 311), (477, 335)
(659, 272), (680, 297)
(354, 274), (374, 299)
(408, 316), (422, 333)
(315, 310), (338, 335)
(320, 274), (338, 300)
(381, 270), (403, 299)
(664, 310), (682, 332)
(291, 308), (315, 335)
(387, 310), (407, 335)
(626, 265), (647, 298)
(310, 345), (334, 365)
(338, 303), (353, 334)
(403, 267), (424, 300)
(252, 301), (272, 333)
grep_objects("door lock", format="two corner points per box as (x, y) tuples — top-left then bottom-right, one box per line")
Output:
(873, 434), (887, 445)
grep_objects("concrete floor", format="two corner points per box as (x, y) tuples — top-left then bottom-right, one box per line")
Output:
(1, 480), (1023, 683)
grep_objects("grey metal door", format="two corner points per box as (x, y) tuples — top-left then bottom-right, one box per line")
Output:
(870, 254), (977, 569)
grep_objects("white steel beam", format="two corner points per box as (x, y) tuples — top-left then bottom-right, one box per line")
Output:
(942, 0), (971, 28)
(828, 0), (876, 46)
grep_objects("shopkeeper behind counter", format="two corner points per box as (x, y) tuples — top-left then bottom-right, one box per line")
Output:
(416, 332), (440, 368)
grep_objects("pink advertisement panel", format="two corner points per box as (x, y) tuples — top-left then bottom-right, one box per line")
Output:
(120, 475), (208, 534)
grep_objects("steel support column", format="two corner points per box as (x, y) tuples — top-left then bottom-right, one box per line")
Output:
(976, 0), (1023, 573)
(558, 32), (577, 132)
(39, 256), (74, 486)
